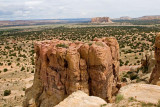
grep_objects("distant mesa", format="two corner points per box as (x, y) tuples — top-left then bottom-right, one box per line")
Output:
(119, 16), (132, 20)
(139, 15), (160, 20)
(91, 17), (112, 23)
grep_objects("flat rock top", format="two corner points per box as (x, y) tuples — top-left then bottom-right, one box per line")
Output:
(55, 91), (109, 107)
(119, 84), (160, 104)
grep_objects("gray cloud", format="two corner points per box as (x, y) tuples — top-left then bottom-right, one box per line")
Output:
(0, 0), (160, 20)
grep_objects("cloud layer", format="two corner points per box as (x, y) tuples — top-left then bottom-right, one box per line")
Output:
(0, 0), (160, 20)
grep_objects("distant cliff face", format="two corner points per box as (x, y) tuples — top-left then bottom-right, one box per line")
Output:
(139, 16), (160, 20)
(150, 33), (160, 85)
(91, 17), (112, 23)
(119, 16), (132, 20)
(23, 37), (120, 107)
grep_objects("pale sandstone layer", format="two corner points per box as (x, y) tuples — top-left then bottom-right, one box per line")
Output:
(55, 90), (111, 107)
(23, 37), (120, 107)
(119, 84), (160, 104)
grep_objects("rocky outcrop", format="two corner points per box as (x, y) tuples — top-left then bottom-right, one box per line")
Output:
(150, 33), (160, 85)
(55, 90), (110, 107)
(23, 37), (120, 107)
(141, 51), (155, 73)
(91, 17), (112, 23)
(119, 84), (160, 104)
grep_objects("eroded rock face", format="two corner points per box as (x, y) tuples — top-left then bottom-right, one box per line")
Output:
(23, 37), (120, 107)
(150, 33), (160, 85)
(141, 51), (155, 73)
(91, 17), (112, 23)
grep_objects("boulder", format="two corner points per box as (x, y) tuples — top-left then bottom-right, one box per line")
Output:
(55, 90), (110, 107)
(23, 37), (120, 107)
(119, 84), (160, 104)
(141, 51), (155, 73)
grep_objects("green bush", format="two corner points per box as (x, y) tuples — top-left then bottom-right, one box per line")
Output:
(31, 70), (34, 73)
(135, 56), (138, 59)
(3, 68), (8, 72)
(4, 90), (11, 96)
(21, 67), (25, 71)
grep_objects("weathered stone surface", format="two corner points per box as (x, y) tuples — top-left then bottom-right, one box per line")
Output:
(23, 37), (120, 107)
(91, 17), (112, 23)
(150, 33), (160, 85)
(55, 90), (110, 107)
(141, 51), (155, 73)
(119, 84), (160, 104)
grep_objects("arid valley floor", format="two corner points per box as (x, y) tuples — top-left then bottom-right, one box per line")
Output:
(0, 23), (160, 107)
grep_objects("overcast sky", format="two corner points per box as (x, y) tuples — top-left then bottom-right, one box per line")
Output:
(0, 0), (160, 20)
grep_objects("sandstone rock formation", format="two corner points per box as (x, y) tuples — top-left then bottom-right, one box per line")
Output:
(91, 17), (112, 23)
(119, 84), (160, 104)
(55, 90), (110, 107)
(141, 51), (155, 73)
(23, 37), (120, 107)
(150, 33), (160, 85)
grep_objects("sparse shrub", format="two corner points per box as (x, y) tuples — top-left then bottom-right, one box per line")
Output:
(31, 70), (34, 73)
(141, 102), (155, 107)
(21, 67), (25, 71)
(115, 94), (124, 103)
(119, 59), (124, 66)
(135, 56), (138, 59)
(125, 60), (129, 65)
(128, 97), (135, 102)
(17, 63), (20, 66)
(3, 68), (8, 72)
(17, 58), (20, 61)
(157, 99), (160, 107)
(4, 90), (11, 96)
(100, 104), (107, 107)
(23, 88), (26, 91)
(88, 42), (92, 46)
(56, 43), (68, 48)
(137, 60), (140, 63)
(8, 62), (11, 66)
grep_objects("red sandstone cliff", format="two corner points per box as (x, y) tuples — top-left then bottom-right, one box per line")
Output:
(23, 37), (120, 107)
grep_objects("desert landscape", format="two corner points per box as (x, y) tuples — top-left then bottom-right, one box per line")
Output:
(0, 0), (160, 106)
(0, 18), (160, 106)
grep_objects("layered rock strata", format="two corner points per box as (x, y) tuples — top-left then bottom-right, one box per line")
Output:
(150, 33), (160, 85)
(23, 37), (120, 107)
(91, 17), (112, 23)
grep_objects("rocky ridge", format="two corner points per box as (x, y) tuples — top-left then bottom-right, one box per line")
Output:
(23, 37), (120, 107)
